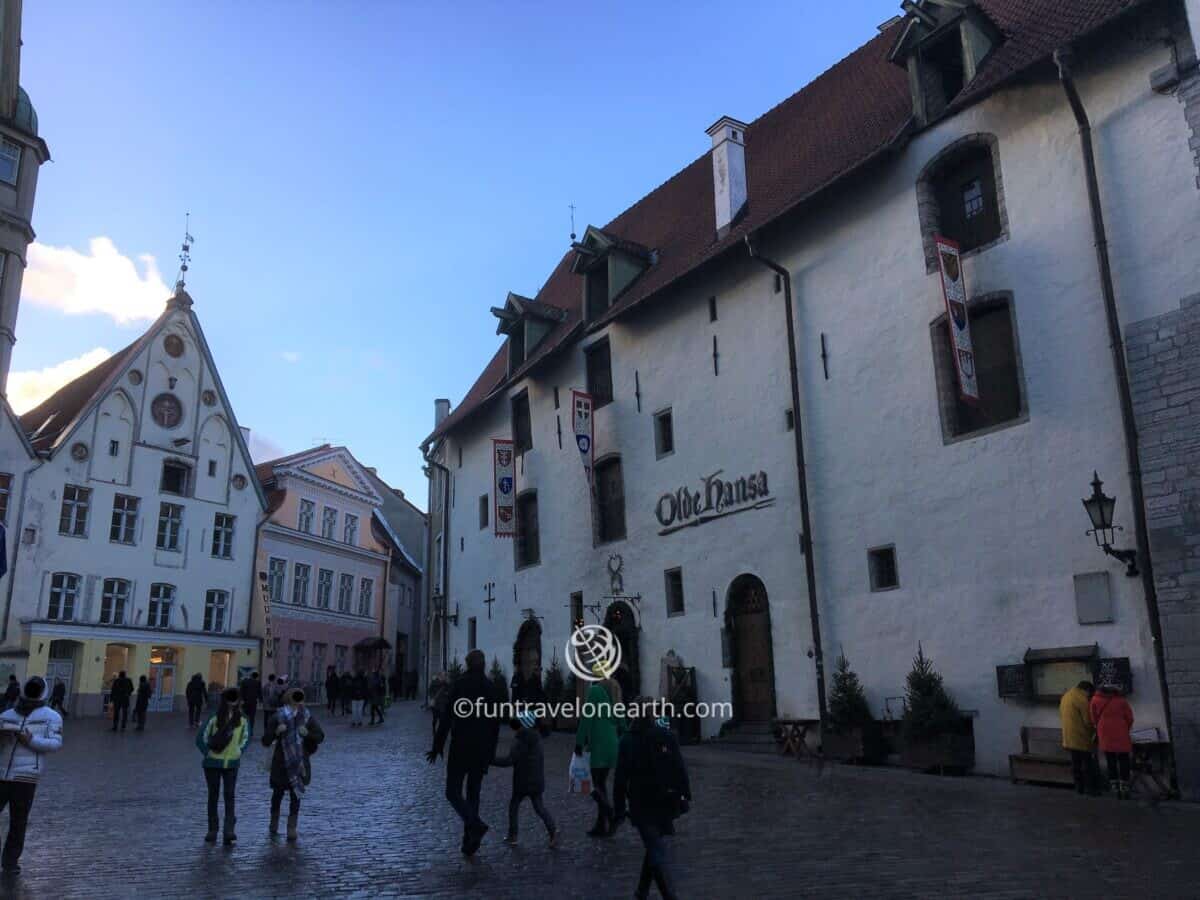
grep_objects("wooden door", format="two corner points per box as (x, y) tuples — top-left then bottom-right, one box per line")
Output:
(734, 611), (773, 721)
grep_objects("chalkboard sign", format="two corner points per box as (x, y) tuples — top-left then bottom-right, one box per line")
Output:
(996, 663), (1032, 699)
(1094, 657), (1133, 694)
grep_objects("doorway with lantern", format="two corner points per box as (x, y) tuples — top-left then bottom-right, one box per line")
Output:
(725, 574), (776, 724)
(148, 646), (178, 712)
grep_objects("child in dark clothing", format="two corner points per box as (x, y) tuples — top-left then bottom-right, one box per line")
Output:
(492, 711), (557, 847)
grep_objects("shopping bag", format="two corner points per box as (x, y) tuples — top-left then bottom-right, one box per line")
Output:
(568, 751), (592, 795)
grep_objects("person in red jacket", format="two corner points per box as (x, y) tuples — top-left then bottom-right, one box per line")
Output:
(1090, 683), (1134, 798)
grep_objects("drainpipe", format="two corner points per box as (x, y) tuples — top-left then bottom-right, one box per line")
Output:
(247, 509), (270, 677)
(421, 444), (451, 693)
(745, 235), (828, 729)
(1, 458), (42, 644)
(1054, 47), (1174, 749)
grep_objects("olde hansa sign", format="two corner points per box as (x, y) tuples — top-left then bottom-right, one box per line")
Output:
(656, 468), (775, 535)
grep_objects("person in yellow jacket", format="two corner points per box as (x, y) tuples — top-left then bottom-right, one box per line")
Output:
(1059, 680), (1096, 795)
(195, 688), (251, 845)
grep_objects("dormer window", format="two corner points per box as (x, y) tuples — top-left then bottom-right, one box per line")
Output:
(570, 226), (653, 324)
(491, 292), (567, 377)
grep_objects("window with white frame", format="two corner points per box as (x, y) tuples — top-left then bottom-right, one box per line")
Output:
(335, 644), (348, 672)
(344, 513), (359, 546)
(59, 485), (90, 537)
(109, 494), (139, 544)
(0, 473), (11, 525)
(100, 578), (130, 625)
(317, 568), (333, 609)
(0, 140), (20, 186)
(311, 643), (327, 684)
(287, 640), (303, 683)
(211, 513), (235, 558)
(157, 502), (183, 551)
(292, 563), (311, 606)
(358, 577), (373, 617)
(321, 506), (337, 539)
(203, 589), (228, 632)
(298, 499), (315, 534)
(337, 574), (353, 613)
(148, 583), (174, 628)
(268, 558), (287, 604)
(48, 573), (79, 621)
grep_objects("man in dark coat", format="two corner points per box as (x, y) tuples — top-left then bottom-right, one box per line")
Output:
(426, 650), (501, 856)
(109, 671), (134, 732)
(240, 672), (261, 734)
(133, 676), (152, 731)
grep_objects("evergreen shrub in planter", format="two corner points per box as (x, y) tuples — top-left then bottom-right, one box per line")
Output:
(824, 654), (884, 764)
(899, 646), (974, 773)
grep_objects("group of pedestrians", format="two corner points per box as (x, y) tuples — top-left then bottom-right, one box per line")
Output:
(321, 667), (389, 727)
(426, 650), (691, 899)
(1060, 679), (1137, 797)
(107, 671), (151, 732)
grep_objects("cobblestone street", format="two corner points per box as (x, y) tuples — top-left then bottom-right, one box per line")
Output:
(0, 703), (1195, 899)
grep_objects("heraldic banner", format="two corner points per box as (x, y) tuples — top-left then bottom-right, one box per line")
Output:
(572, 390), (594, 485)
(935, 235), (979, 404)
(493, 438), (515, 537)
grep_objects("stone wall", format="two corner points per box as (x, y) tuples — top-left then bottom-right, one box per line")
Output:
(1126, 292), (1200, 799)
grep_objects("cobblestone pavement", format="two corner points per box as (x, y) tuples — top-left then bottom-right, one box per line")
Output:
(0, 703), (1196, 899)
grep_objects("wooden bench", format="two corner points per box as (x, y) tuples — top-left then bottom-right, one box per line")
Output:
(1009, 726), (1074, 785)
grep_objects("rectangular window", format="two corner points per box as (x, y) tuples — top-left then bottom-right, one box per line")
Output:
(203, 589), (228, 632)
(515, 492), (540, 568)
(311, 643), (327, 684)
(321, 506), (337, 540)
(344, 513), (359, 546)
(586, 264), (610, 321)
(148, 583), (174, 628)
(109, 494), (139, 544)
(59, 484), (91, 537)
(317, 568), (334, 609)
(595, 457), (626, 543)
(868, 545), (899, 592)
(570, 591), (583, 627)
(211, 513), (235, 559)
(338, 574), (354, 613)
(434, 535), (444, 595)
(157, 503), (183, 550)
(287, 640), (303, 683)
(48, 573), (79, 621)
(511, 391), (532, 455)
(268, 558), (287, 604)
(933, 300), (1024, 439)
(0, 472), (12, 525)
(665, 568), (685, 617)
(292, 563), (311, 606)
(654, 409), (674, 458)
(358, 577), (373, 617)
(334, 645), (348, 672)
(207, 460), (217, 477)
(708, 296), (718, 322)
(468, 616), (478, 650)
(479, 494), (489, 530)
(585, 340), (614, 409)
(161, 461), (191, 496)
(108, 440), (119, 457)
(298, 499), (315, 533)
(0, 140), (20, 186)
(100, 578), (129, 625)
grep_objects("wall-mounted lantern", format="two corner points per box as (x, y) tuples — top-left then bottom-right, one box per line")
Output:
(1081, 471), (1138, 577)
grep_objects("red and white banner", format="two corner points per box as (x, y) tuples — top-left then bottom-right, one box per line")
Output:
(572, 390), (594, 485)
(493, 438), (515, 538)
(935, 236), (979, 404)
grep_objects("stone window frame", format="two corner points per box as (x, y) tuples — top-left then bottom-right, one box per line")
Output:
(593, 453), (627, 546)
(867, 545), (900, 593)
(928, 290), (1030, 446)
(916, 133), (1010, 274)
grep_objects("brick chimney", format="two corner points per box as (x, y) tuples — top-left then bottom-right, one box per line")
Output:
(705, 116), (749, 237)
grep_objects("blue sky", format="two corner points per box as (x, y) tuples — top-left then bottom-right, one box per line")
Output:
(16, 1), (898, 506)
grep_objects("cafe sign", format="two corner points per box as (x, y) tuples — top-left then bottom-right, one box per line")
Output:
(656, 468), (775, 536)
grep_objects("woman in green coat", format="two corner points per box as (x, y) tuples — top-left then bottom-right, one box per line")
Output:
(575, 677), (623, 836)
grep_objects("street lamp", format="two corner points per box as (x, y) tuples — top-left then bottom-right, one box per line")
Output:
(1081, 471), (1138, 576)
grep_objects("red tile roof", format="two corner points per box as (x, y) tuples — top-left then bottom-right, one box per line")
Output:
(422, 0), (1146, 447)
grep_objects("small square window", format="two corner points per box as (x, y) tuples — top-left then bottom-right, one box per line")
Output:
(479, 494), (489, 530)
(161, 461), (191, 496)
(654, 409), (674, 458)
(0, 140), (20, 186)
(665, 568), (685, 617)
(570, 591), (583, 627)
(109, 440), (120, 457)
(868, 546), (899, 592)
(207, 459), (217, 477)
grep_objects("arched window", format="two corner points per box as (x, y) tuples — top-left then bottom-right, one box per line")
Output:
(916, 135), (1008, 271)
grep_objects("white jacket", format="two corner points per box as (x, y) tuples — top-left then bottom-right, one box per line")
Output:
(0, 703), (63, 783)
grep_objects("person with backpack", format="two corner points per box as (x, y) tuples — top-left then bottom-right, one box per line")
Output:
(262, 687), (325, 841)
(613, 699), (691, 900)
(133, 675), (151, 732)
(195, 687), (250, 845)
(492, 711), (557, 847)
(1090, 681), (1135, 798)
(1, 677), (18, 712)
(0, 676), (63, 876)
(240, 672), (261, 735)
(575, 675), (623, 836)
(324, 667), (340, 716)
(185, 674), (207, 728)
(109, 671), (133, 732)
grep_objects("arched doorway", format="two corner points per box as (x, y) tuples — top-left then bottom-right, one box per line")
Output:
(603, 601), (639, 700)
(726, 574), (775, 723)
(511, 619), (543, 702)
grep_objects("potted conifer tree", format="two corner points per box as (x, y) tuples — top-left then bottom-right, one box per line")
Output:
(824, 654), (883, 763)
(899, 645), (974, 773)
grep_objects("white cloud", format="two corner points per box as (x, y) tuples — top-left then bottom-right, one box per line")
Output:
(249, 431), (286, 463)
(23, 237), (171, 325)
(280, 351), (302, 364)
(8, 347), (113, 414)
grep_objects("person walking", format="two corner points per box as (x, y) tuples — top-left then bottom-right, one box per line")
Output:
(133, 675), (151, 732)
(1091, 682), (1135, 798)
(339, 672), (353, 716)
(0, 677), (63, 877)
(1059, 680), (1097, 795)
(368, 671), (386, 726)
(262, 687), (325, 841)
(493, 711), (557, 847)
(110, 671), (134, 732)
(1, 677), (18, 711)
(48, 680), (66, 717)
(262, 674), (280, 734)
(240, 672), (261, 735)
(186, 674), (207, 729)
(195, 687), (250, 845)
(426, 650), (501, 856)
(575, 675), (623, 837)
(613, 699), (692, 900)
(324, 667), (340, 716)
(350, 670), (368, 728)
(429, 671), (449, 741)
